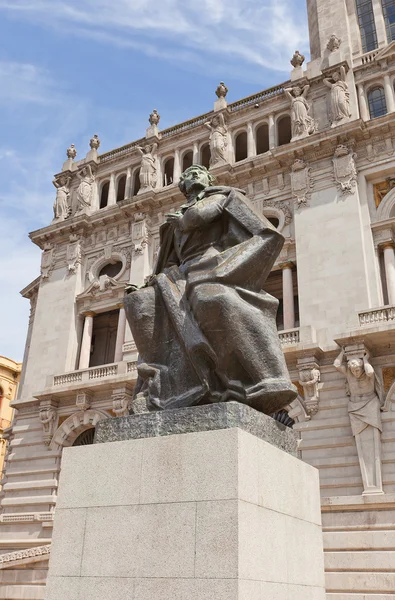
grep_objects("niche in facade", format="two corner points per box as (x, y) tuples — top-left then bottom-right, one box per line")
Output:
(100, 181), (110, 209)
(116, 175), (127, 202)
(183, 151), (193, 171)
(163, 158), (174, 187)
(256, 123), (269, 154)
(201, 144), (211, 169)
(277, 116), (292, 146)
(235, 131), (248, 162)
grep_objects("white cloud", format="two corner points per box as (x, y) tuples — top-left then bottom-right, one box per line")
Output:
(0, 60), (61, 105)
(0, 0), (309, 75)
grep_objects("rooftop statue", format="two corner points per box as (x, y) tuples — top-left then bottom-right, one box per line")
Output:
(124, 165), (297, 415)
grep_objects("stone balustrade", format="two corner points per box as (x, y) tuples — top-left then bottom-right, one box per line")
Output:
(359, 305), (395, 326)
(52, 361), (138, 389)
(278, 328), (300, 345)
(0, 512), (54, 524)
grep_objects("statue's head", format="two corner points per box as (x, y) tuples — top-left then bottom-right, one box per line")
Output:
(293, 86), (302, 96)
(348, 358), (363, 378)
(144, 144), (151, 153)
(332, 71), (340, 81)
(179, 164), (214, 198)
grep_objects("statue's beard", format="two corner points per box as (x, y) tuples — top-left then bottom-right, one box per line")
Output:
(186, 180), (206, 199)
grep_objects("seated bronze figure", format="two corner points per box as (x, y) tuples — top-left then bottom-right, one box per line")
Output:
(124, 165), (297, 415)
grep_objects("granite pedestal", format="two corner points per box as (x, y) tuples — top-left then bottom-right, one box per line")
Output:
(45, 403), (326, 600)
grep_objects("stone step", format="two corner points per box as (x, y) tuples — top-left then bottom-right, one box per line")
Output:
(327, 594), (395, 599)
(3, 480), (58, 492)
(324, 530), (395, 551)
(325, 550), (395, 572)
(0, 583), (45, 600)
(325, 571), (395, 593)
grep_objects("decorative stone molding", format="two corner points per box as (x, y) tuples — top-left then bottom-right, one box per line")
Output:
(76, 391), (92, 411)
(297, 358), (322, 417)
(290, 50), (305, 67)
(50, 409), (110, 449)
(333, 145), (357, 195)
(261, 199), (292, 229)
(66, 235), (83, 274)
(111, 386), (134, 417)
(39, 398), (58, 446)
(291, 159), (313, 208)
(327, 34), (341, 52)
(40, 243), (55, 279)
(0, 545), (51, 567)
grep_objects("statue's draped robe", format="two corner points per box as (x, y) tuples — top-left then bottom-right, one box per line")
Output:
(124, 186), (297, 414)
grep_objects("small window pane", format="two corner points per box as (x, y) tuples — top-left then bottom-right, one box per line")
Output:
(382, 0), (395, 42)
(368, 87), (387, 118)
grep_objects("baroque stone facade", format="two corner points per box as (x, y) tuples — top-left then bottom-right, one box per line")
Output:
(3, 0), (395, 597)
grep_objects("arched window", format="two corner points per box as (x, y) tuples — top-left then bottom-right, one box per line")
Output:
(235, 131), (248, 162)
(182, 151), (193, 172)
(368, 87), (387, 118)
(277, 116), (292, 146)
(116, 175), (127, 202)
(133, 170), (140, 196)
(100, 181), (110, 209)
(201, 144), (211, 169)
(356, 0), (378, 52)
(72, 428), (95, 446)
(382, 0), (395, 42)
(256, 123), (269, 155)
(163, 158), (174, 187)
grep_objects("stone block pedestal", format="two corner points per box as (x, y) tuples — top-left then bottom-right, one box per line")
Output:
(45, 404), (326, 600)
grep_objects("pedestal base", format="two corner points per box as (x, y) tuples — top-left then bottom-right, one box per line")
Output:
(46, 406), (326, 600)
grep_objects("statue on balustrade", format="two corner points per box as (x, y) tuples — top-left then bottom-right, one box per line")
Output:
(52, 175), (71, 220)
(284, 84), (317, 141)
(334, 347), (385, 495)
(124, 164), (297, 415)
(136, 143), (158, 191)
(76, 164), (95, 213)
(205, 113), (228, 167)
(323, 67), (351, 126)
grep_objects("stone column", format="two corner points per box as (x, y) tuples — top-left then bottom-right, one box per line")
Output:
(114, 307), (127, 363)
(268, 113), (276, 149)
(78, 312), (95, 369)
(173, 149), (181, 184)
(108, 172), (116, 205)
(125, 167), (132, 199)
(281, 262), (295, 330)
(357, 84), (369, 121)
(247, 122), (255, 157)
(193, 142), (199, 165)
(383, 74), (395, 113)
(382, 242), (395, 305)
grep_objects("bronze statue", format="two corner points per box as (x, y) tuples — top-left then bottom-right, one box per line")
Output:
(124, 165), (297, 414)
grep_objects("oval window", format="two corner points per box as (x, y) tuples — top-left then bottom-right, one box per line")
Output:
(98, 261), (123, 279)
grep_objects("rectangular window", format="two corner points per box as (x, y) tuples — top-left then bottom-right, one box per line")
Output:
(356, 0), (378, 52)
(89, 309), (119, 367)
(382, 0), (395, 42)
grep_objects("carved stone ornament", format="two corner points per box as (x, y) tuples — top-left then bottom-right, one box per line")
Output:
(215, 81), (228, 98)
(327, 34), (341, 52)
(67, 235), (83, 274)
(52, 174), (71, 221)
(66, 144), (77, 160)
(136, 143), (158, 191)
(40, 243), (55, 279)
(90, 134), (100, 150)
(148, 109), (160, 126)
(39, 400), (57, 446)
(298, 362), (321, 416)
(333, 145), (357, 195)
(262, 200), (292, 226)
(76, 164), (95, 213)
(291, 159), (313, 208)
(284, 85), (317, 141)
(205, 112), (228, 167)
(290, 50), (305, 68)
(76, 391), (92, 411)
(111, 387), (133, 417)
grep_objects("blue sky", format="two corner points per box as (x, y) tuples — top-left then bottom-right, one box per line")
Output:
(0, 0), (309, 361)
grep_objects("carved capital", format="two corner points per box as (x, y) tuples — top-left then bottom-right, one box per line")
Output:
(76, 391), (93, 411)
(111, 387), (133, 417)
(297, 357), (322, 417)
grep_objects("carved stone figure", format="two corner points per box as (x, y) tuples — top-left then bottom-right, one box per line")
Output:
(136, 143), (158, 191)
(323, 67), (350, 126)
(66, 144), (77, 160)
(149, 110), (160, 126)
(291, 159), (313, 207)
(41, 243), (55, 279)
(284, 85), (317, 141)
(112, 387), (133, 417)
(66, 236), (83, 274)
(290, 50), (305, 68)
(327, 34), (341, 52)
(52, 175), (71, 221)
(205, 113), (228, 167)
(124, 164), (297, 415)
(333, 145), (357, 195)
(215, 82), (228, 98)
(90, 134), (100, 150)
(298, 363), (321, 416)
(76, 164), (95, 212)
(39, 406), (57, 446)
(334, 347), (384, 495)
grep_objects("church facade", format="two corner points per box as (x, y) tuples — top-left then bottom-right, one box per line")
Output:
(2, 0), (395, 598)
